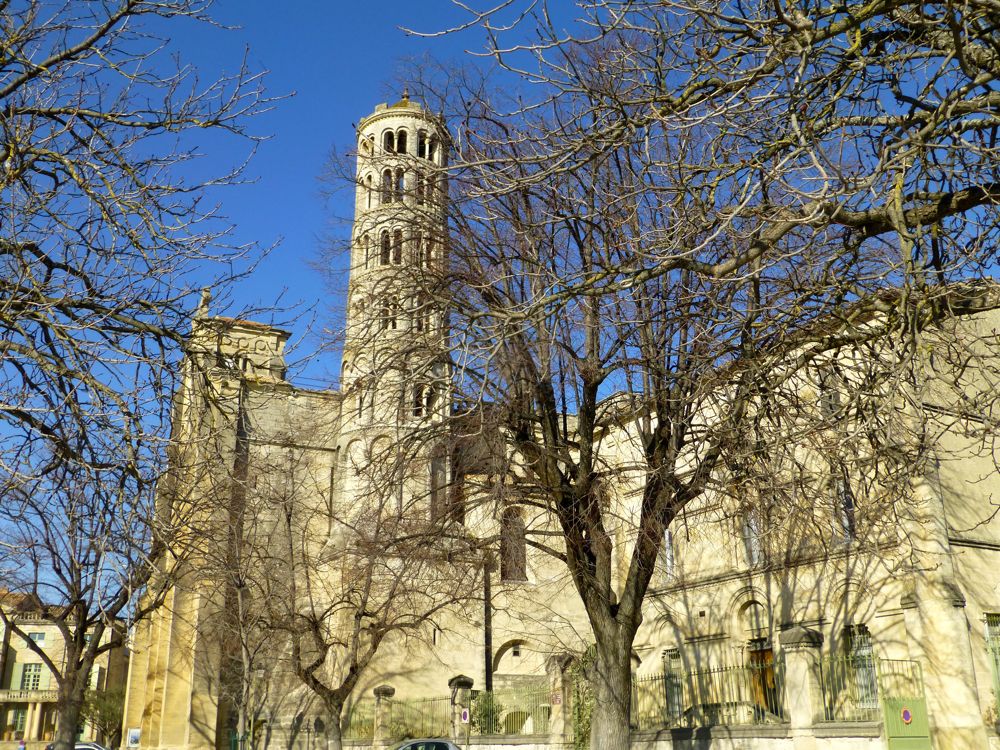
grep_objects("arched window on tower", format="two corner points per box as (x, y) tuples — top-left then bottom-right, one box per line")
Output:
(380, 231), (391, 266)
(423, 237), (434, 268)
(428, 137), (438, 163)
(414, 232), (425, 267)
(381, 169), (392, 204)
(412, 383), (426, 418)
(500, 507), (527, 582)
(361, 234), (370, 267)
(379, 297), (398, 331)
(394, 168), (404, 203)
(418, 131), (428, 159)
(392, 229), (403, 265)
(383, 130), (395, 153)
(396, 129), (408, 154)
(413, 294), (430, 332)
(364, 174), (373, 208)
(415, 170), (425, 206)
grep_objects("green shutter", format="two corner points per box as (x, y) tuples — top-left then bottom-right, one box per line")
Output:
(10, 662), (23, 691)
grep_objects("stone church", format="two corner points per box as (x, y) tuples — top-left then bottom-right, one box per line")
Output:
(121, 97), (1000, 750)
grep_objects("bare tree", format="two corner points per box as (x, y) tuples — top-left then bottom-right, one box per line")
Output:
(0, 2), (267, 748)
(393, 1), (1000, 746)
(243, 434), (480, 750)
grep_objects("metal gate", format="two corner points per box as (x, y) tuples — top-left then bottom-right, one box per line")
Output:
(878, 659), (930, 750)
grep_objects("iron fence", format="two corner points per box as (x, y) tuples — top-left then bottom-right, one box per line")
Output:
(341, 699), (375, 740)
(470, 683), (551, 736)
(631, 661), (786, 729)
(384, 696), (452, 740)
(818, 653), (880, 721)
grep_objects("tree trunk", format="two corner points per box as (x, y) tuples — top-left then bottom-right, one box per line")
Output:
(54, 686), (86, 750)
(325, 703), (343, 750)
(588, 639), (632, 750)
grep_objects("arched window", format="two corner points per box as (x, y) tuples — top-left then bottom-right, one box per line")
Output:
(396, 129), (408, 154)
(412, 383), (426, 418)
(413, 294), (430, 332)
(500, 507), (527, 582)
(415, 171), (425, 206)
(355, 385), (366, 419)
(417, 131), (428, 159)
(428, 137), (438, 163)
(360, 136), (373, 156)
(392, 229), (403, 265)
(380, 297), (398, 331)
(364, 174), (373, 208)
(429, 447), (448, 520)
(380, 231), (391, 266)
(742, 510), (764, 567)
(426, 382), (440, 414)
(361, 234), (370, 267)
(414, 231), (425, 267)
(382, 130), (395, 153)
(381, 169), (392, 204)
(394, 168), (404, 202)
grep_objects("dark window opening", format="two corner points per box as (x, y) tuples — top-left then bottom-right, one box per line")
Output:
(742, 511), (763, 568)
(412, 384), (426, 417)
(500, 507), (527, 582)
(392, 229), (403, 264)
(415, 171), (425, 205)
(380, 231), (391, 266)
(394, 168), (404, 202)
(383, 130), (395, 153)
(835, 469), (857, 542)
(417, 131), (427, 159)
(381, 169), (392, 204)
(380, 298), (398, 331)
(396, 129), (408, 154)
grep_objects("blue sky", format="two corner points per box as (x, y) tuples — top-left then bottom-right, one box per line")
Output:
(172, 2), (499, 385)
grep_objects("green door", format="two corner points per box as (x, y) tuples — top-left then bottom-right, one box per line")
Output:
(878, 659), (930, 750)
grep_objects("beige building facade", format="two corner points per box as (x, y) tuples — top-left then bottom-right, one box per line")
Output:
(0, 598), (128, 747)
(123, 98), (1000, 750)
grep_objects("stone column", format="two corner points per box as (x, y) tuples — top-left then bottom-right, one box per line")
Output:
(901, 582), (988, 750)
(779, 626), (824, 750)
(900, 476), (990, 750)
(545, 654), (574, 750)
(371, 685), (395, 750)
(448, 675), (474, 744)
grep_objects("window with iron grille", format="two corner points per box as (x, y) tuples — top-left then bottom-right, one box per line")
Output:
(846, 625), (878, 710)
(987, 614), (1000, 714)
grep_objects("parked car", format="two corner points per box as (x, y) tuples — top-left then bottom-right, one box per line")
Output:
(390, 741), (461, 750)
(45, 742), (110, 750)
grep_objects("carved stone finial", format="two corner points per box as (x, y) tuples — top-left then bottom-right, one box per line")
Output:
(196, 287), (211, 319)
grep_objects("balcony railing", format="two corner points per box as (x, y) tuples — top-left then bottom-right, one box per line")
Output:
(0, 689), (59, 703)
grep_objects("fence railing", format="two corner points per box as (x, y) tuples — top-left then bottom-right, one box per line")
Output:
(341, 699), (375, 740)
(819, 654), (879, 722)
(383, 696), (452, 740)
(470, 685), (551, 736)
(632, 661), (786, 729)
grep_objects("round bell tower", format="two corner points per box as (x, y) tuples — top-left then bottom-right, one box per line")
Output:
(342, 92), (450, 434)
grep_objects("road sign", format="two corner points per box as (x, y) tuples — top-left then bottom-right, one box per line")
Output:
(460, 708), (470, 724)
